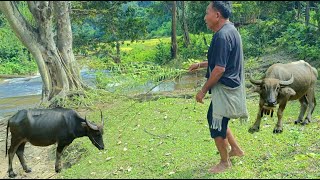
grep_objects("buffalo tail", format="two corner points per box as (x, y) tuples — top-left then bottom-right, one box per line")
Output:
(5, 119), (9, 157)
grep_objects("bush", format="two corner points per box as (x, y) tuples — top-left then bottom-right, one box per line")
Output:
(0, 20), (37, 75)
(178, 33), (211, 60)
(240, 19), (285, 58)
(153, 40), (171, 65)
(275, 22), (320, 62)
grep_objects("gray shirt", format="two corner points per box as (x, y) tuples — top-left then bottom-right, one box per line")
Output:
(205, 21), (243, 89)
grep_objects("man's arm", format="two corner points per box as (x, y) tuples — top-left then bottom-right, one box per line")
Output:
(188, 61), (208, 72)
(196, 65), (225, 103)
(201, 65), (225, 93)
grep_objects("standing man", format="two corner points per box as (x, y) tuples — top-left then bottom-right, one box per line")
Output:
(188, 1), (248, 173)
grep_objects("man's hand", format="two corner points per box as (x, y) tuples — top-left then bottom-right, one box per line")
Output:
(196, 90), (206, 104)
(188, 63), (200, 72)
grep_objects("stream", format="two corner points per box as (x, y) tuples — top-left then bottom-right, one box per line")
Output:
(0, 69), (205, 120)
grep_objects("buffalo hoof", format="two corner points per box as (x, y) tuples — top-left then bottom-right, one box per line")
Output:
(24, 167), (32, 173)
(55, 168), (61, 173)
(273, 128), (283, 133)
(294, 120), (302, 124)
(301, 121), (309, 126)
(248, 126), (259, 134)
(8, 171), (17, 178)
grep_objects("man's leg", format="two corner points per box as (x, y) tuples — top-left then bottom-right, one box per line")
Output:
(227, 128), (244, 157)
(207, 117), (232, 173)
(209, 136), (232, 173)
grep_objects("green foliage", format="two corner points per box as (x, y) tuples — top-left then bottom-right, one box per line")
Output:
(72, 1), (147, 60)
(178, 33), (212, 60)
(232, 1), (260, 23)
(0, 61), (37, 75)
(240, 19), (285, 58)
(275, 22), (320, 62)
(186, 1), (211, 34)
(153, 40), (171, 65)
(0, 17), (37, 75)
(148, 21), (172, 38)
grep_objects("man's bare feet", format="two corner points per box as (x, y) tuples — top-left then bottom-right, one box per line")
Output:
(229, 149), (244, 157)
(208, 160), (232, 173)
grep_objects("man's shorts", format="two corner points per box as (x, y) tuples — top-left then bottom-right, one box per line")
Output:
(207, 102), (230, 139)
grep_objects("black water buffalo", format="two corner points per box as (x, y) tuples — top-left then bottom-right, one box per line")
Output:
(5, 107), (105, 178)
(249, 60), (318, 133)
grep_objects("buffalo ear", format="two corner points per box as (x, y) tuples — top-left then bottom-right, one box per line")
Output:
(280, 87), (296, 97)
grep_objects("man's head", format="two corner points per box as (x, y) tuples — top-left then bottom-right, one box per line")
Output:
(204, 1), (232, 31)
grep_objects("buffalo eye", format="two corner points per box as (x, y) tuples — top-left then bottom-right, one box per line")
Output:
(275, 86), (280, 92)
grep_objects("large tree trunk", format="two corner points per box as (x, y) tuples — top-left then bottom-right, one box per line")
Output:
(305, 1), (310, 27)
(181, 1), (190, 47)
(171, 1), (177, 59)
(0, 1), (86, 104)
(297, 1), (301, 19)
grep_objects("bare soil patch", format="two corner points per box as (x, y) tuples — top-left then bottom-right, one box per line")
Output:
(0, 118), (58, 179)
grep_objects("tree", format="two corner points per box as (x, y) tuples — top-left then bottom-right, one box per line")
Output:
(171, 1), (177, 59)
(0, 1), (86, 104)
(305, 1), (310, 27)
(71, 1), (147, 63)
(177, 1), (190, 47)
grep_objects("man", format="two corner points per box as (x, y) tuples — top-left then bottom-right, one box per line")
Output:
(188, 1), (248, 173)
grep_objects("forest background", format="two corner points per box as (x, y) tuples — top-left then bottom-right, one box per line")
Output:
(0, 1), (319, 179)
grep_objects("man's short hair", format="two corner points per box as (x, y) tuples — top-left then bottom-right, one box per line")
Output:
(211, 1), (232, 19)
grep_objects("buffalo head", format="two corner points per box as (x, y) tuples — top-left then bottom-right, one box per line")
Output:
(82, 110), (105, 150)
(250, 74), (296, 108)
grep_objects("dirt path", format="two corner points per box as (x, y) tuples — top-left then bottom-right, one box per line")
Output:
(0, 117), (57, 179)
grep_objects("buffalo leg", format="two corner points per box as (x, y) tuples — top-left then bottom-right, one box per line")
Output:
(249, 104), (263, 133)
(16, 142), (31, 173)
(273, 102), (287, 133)
(7, 136), (23, 178)
(303, 88), (316, 125)
(295, 95), (307, 124)
(55, 144), (67, 173)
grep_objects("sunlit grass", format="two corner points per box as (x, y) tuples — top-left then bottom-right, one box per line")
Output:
(57, 88), (320, 179)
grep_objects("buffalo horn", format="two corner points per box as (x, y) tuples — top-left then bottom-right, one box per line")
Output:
(249, 73), (262, 85)
(279, 74), (294, 86)
(85, 116), (98, 130)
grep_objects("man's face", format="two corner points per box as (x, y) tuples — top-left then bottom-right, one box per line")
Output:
(204, 2), (219, 31)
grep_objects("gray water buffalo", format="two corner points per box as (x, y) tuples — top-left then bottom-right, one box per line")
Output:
(5, 107), (105, 178)
(249, 60), (318, 133)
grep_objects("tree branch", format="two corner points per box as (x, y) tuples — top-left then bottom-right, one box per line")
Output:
(0, 1), (38, 46)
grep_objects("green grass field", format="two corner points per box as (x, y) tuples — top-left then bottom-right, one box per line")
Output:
(54, 36), (320, 179)
(56, 88), (320, 179)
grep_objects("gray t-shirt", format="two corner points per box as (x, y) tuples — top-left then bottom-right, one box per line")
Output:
(205, 21), (243, 89)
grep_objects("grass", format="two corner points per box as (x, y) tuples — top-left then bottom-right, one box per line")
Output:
(56, 87), (320, 179)
(54, 37), (320, 179)
(1, 25), (319, 178)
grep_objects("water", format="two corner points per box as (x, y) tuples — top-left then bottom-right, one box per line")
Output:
(0, 69), (205, 119)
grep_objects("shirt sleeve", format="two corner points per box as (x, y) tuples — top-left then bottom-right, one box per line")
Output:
(211, 37), (231, 68)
